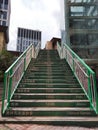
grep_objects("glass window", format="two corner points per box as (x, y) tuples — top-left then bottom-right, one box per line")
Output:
(39, 32), (41, 40)
(0, 0), (3, 4)
(4, 0), (8, 4)
(28, 30), (31, 38)
(18, 28), (21, 37)
(4, 0), (8, 9)
(33, 31), (36, 40)
(0, 20), (1, 25)
(4, 4), (8, 10)
(71, 7), (84, 16)
(3, 11), (7, 19)
(23, 46), (25, 51)
(0, 14), (2, 19)
(0, 2), (3, 10)
(2, 21), (6, 26)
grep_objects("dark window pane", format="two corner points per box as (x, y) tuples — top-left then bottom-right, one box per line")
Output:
(2, 21), (6, 26)
(39, 32), (41, 40)
(4, 0), (8, 4)
(4, 4), (8, 10)
(18, 28), (21, 37)
(34, 31), (36, 39)
(0, 0), (3, 3)
(3, 11), (7, 19)
(21, 29), (23, 37)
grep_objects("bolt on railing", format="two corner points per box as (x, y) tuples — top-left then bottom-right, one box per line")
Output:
(57, 42), (98, 114)
(2, 43), (41, 115)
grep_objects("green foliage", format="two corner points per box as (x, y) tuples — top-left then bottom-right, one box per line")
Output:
(0, 50), (15, 82)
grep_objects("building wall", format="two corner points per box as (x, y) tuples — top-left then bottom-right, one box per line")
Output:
(45, 41), (53, 50)
(64, 0), (98, 59)
(45, 38), (61, 50)
(0, 0), (10, 27)
(0, 32), (5, 52)
(0, 0), (11, 48)
(17, 28), (41, 52)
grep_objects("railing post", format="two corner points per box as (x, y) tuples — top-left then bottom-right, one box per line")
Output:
(72, 53), (75, 73)
(93, 73), (98, 114)
(96, 95), (98, 114)
(24, 53), (26, 72)
(30, 45), (32, 59)
(66, 49), (68, 62)
(8, 68), (13, 108)
(2, 73), (7, 114)
(88, 71), (93, 109)
(32, 45), (35, 58)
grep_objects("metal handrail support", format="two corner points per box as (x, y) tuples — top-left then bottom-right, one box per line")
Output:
(2, 43), (41, 115)
(57, 42), (98, 114)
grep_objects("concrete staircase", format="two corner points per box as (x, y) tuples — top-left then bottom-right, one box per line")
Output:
(4, 50), (97, 126)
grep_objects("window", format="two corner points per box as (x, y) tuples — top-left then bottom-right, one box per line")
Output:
(0, 0), (3, 4)
(18, 28), (21, 37)
(2, 21), (6, 26)
(3, 11), (7, 19)
(0, 2), (3, 9)
(17, 45), (20, 51)
(23, 46), (25, 51)
(4, 0), (8, 9)
(4, 0), (8, 4)
(0, 14), (2, 19)
(39, 32), (41, 41)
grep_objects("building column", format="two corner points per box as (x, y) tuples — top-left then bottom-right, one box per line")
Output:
(64, 0), (70, 46)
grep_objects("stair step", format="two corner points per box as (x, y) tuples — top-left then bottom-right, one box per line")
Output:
(24, 75), (76, 78)
(22, 78), (77, 83)
(27, 72), (73, 75)
(28, 69), (71, 72)
(13, 93), (87, 100)
(5, 107), (96, 117)
(25, 73), (74, 77)
(16, 88), (83, 93)
(21, 79), (78, 84)
(23, 76), (77, 80)
(10, 100), (90, 107)
(19, 83), (80, 88)
(2, 116), (98, 127)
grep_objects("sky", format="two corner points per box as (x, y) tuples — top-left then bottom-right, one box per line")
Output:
(7, 0), (65, 51)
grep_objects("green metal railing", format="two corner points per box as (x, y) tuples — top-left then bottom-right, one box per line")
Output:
(2, 43), (41, 115)
(57, 42), (98, 114)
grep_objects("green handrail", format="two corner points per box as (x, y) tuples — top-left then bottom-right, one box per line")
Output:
(2, 44), (40, 115)
(57, 42), (98, 114)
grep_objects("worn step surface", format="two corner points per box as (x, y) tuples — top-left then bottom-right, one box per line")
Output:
(12, 93), (87, 100)
(5, 107), (96, 117)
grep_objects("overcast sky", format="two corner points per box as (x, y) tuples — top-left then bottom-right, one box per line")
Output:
(7, 0), (65, 51)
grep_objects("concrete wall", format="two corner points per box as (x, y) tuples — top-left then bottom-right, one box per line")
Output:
(45, 41), (53, 50)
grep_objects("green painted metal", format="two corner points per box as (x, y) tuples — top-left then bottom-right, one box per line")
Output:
(57, 42), (98, 114)
(8, 68), (13, 108)
(2, 44), (34, 114)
